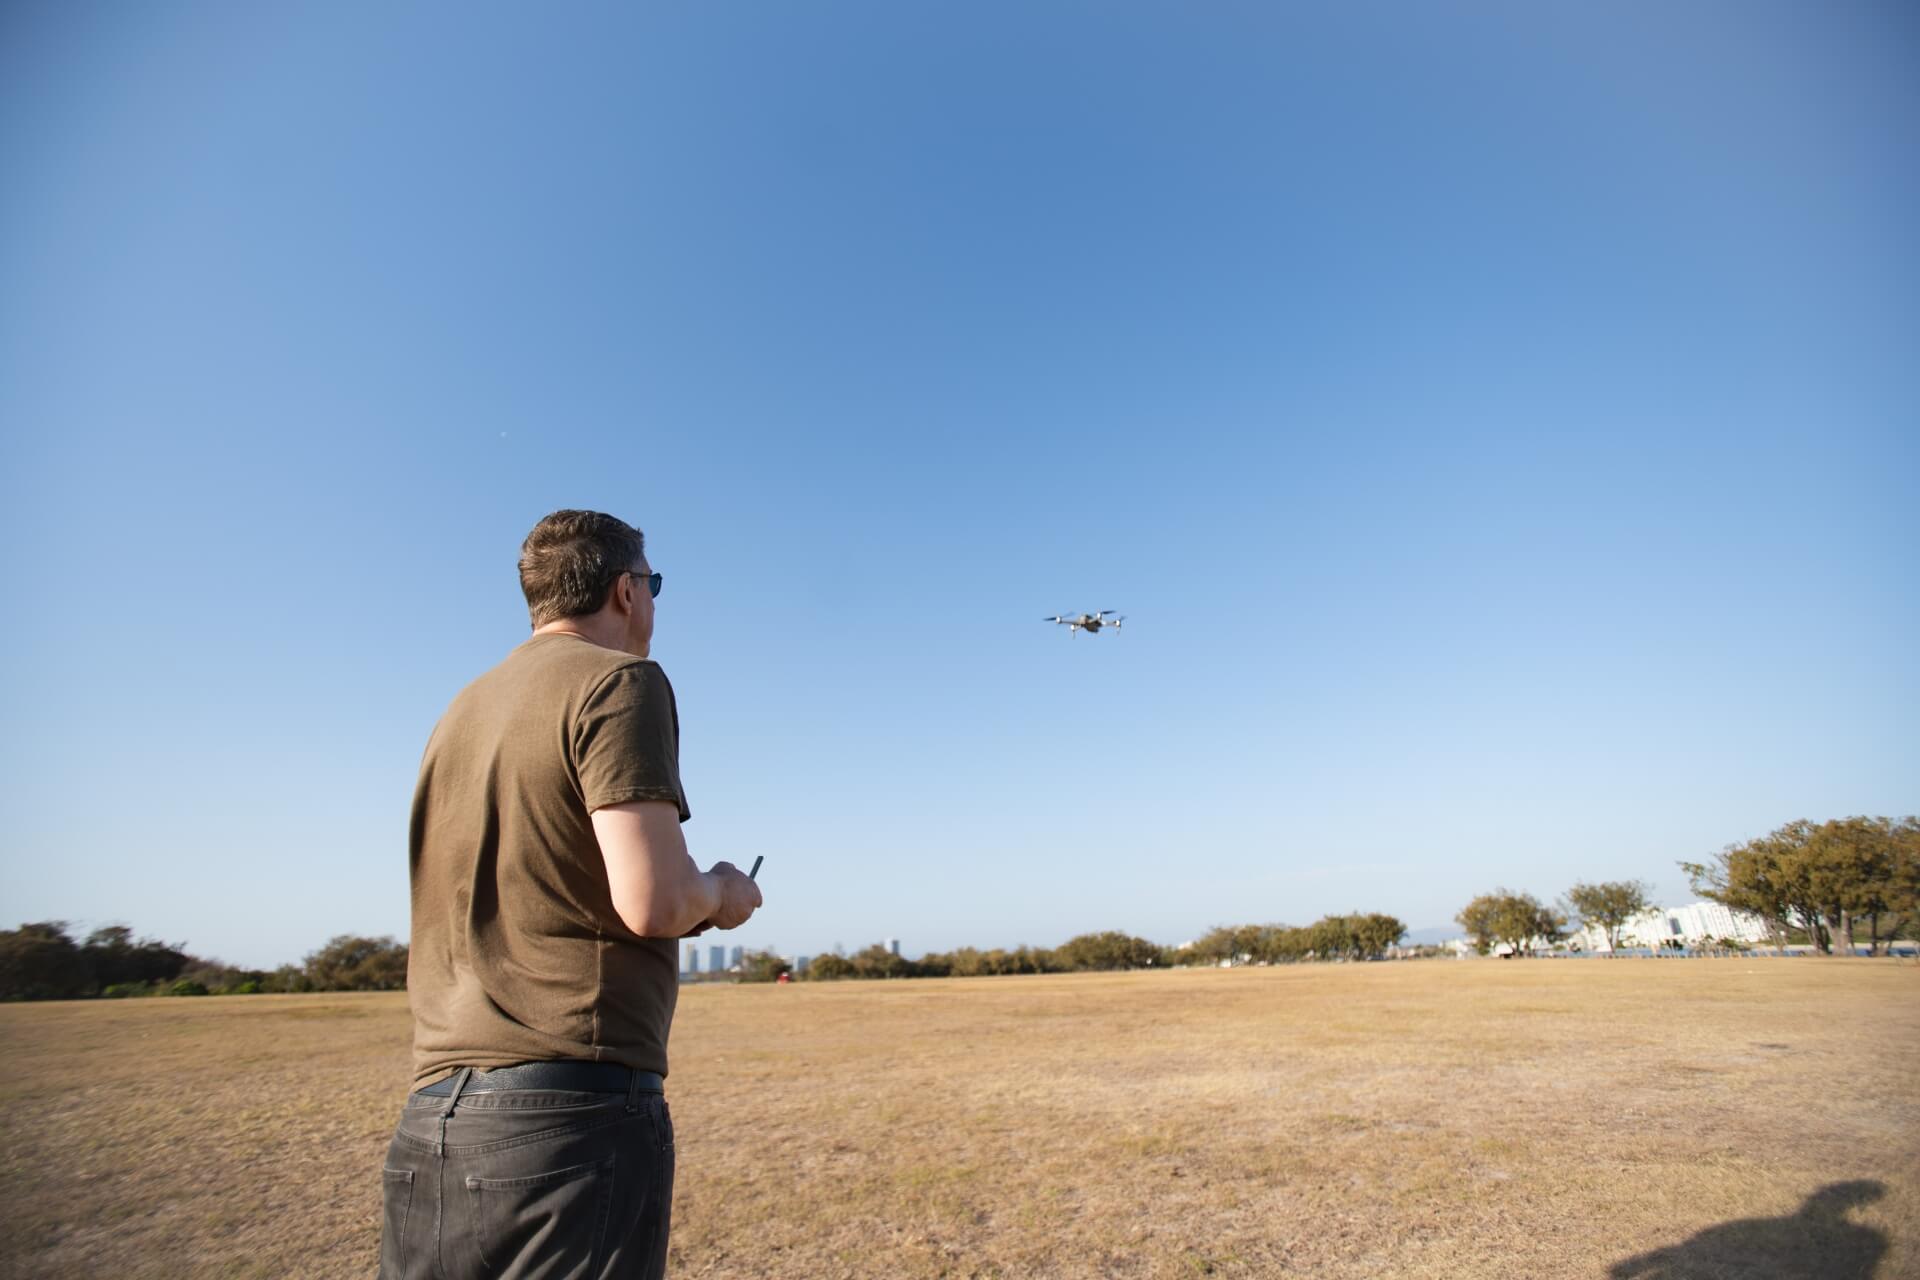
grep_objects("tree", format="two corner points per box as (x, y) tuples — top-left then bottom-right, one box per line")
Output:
(1186, 926), (1246, 965)
(2, 920), (254, 1000)
(1865, 816), (1920, 954)
(174, 958), (272, 994)
(1053, 931), (1163, 971)
(0, 922), (91, 1000)
(1248, 925), (1309, 964)
(84, 925), (191, 989)
(1348, 913), (1408, 959)
(1456, 891), (1562, 957)
(262, 963), (314, 993)
(919, 947), (980, 977)
(1680, 817), (1920, 956)
(1304, 916), (1358, 960)
(737, 949), (791, 983)
(804, 953), (856, 981)
(848, 942), (913, 979)
(880, 942), (1073, 978)
(1681, 825), (1811, 953)
(1561, 881), (1651, 954)
(1800, 816), (1920, 956)
(1184, 917), (1402, 965)
(1803, 818), (1877, 956)
(1187, 924), (1300, 965)
(1456, 896), (1499, 956)
(303, 935), (409, 991)
(995, 945), (1059, 975)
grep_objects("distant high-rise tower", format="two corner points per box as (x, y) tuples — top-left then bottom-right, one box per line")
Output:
(729, 945), (743, 969)
(885, 938), (901, 957)
(683, 943), (698, 974)
(709, 944), (726, 973)
(795, 955), (811, 975)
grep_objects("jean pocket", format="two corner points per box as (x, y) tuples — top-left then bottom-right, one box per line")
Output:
(466, 1156), (616, 1276)
(379, 1168), (415, 1278)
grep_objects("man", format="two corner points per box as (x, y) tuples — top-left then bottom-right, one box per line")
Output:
(380, 509), (762, 1279)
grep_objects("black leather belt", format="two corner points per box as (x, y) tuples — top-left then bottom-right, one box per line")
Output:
(416, 1062), (663, 1096)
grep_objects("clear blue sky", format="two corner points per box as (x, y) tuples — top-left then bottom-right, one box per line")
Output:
(2, 2), (1913, 969)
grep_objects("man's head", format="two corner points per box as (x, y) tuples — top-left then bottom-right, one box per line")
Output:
(519, 510), (656, 656)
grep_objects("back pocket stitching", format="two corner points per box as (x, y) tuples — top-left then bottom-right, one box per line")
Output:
(465, 1156), (612, 1192)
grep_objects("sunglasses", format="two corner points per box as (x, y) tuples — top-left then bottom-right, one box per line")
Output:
(623, 569), (662, 599)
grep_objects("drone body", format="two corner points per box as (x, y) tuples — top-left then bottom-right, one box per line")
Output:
(1044, 610), (1125, 635)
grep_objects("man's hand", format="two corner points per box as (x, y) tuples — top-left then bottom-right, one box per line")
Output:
(701, 861), (763, 930)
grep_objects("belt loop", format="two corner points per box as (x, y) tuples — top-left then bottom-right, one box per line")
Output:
(625, 1067), (644, 1114)
(441, 1066), (473, 1116)
(436, 1067), (473, 1154)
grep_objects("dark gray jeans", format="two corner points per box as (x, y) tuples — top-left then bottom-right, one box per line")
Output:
(380, 1068), (674, 1279)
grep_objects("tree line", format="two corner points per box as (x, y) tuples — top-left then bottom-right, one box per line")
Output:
(10, 814), (1908, 999)
(0, 922), (409, 1001)
(1455, 815), (1917, 957)
(1171, 914), (1411, 966)
(742, 914), (1414, 983)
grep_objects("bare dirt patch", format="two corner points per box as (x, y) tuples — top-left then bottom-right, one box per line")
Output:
(2, 961), (1913, 1278)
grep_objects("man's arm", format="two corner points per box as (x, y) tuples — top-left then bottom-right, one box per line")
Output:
(591, 801), (762, 937)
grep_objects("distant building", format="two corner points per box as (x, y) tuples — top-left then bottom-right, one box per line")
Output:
(795, 955), (810, 975)
(885, 938), (900, 957)
(683, 943), (699, 974)
(1676, 901), (1771, 942)
(729, 945), (743, 969)
(709, 944), (726, 973)
(1561, 904), (1775, 951)
(1620, 903), (1771, 948)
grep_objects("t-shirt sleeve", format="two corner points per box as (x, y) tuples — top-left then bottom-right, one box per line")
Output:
(572, 662), (690, 822)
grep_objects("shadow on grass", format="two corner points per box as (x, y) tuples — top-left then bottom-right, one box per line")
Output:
(1609, 1181), (1887, 1279)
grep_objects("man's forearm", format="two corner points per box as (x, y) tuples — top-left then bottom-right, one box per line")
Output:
(593, 801), (724, 937)
(634, 860), (722, 938)
(648, 865), (723, 938)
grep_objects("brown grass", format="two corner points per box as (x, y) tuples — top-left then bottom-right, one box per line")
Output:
(2, 960), (1915, 1278)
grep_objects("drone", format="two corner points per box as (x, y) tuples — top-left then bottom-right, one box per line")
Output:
(1044, 610), (1125, 635)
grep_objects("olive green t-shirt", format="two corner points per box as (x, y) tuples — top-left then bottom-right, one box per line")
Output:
(407, 631), (691, 1088)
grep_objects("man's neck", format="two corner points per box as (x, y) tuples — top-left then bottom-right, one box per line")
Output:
(533, 618), (629, 653)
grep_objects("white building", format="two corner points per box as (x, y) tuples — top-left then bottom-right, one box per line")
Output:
(1675, 901), (1771, 943)
(1616, 902), (1772, 948)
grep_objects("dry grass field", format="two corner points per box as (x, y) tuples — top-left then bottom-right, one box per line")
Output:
(2, 960), (1915, 1279)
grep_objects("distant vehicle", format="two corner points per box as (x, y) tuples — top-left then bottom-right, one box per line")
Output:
(1044, 610), (1125, 635)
